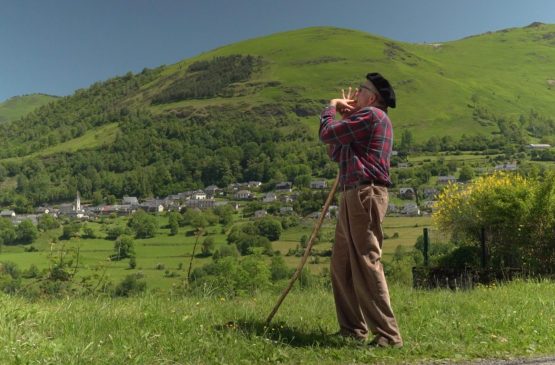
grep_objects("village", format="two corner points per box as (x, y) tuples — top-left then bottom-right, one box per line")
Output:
(0, 178), (452, 226)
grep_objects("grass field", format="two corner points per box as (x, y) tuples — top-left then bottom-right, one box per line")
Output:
(1, 280), (555, 364)
(0, 214), (431, 291)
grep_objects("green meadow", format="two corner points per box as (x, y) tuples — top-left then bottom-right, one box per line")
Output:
(1, 280), (555, 364)
(0, 214), (431, 291)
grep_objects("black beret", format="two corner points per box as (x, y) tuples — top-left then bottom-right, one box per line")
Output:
(366, 72), (396, 108)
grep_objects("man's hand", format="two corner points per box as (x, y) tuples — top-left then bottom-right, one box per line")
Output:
(330, 87), (358, 117)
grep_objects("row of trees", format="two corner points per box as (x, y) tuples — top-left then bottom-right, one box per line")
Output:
(153, 55), (263, 103)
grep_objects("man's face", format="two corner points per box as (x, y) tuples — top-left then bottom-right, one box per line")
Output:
(356, 80), (378, 108)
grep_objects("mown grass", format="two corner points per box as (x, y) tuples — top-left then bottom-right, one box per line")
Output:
(1, 280), (555, 364)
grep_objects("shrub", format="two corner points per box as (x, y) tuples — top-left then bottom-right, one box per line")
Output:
(432, 171), (555, 272)
(128, 210), (158, 238)
(114, 273), (146, 297)
(190, 256), (270, 296)
(111, 235), (135, 261)
(106, 225), (129, 240)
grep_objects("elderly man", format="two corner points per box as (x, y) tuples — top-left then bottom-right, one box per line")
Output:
(319, 72), (402, 348)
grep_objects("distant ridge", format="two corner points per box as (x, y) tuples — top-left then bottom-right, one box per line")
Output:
(0, 93), (59, 124)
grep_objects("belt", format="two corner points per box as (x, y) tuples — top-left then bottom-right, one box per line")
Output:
(342, 180), (388, 191)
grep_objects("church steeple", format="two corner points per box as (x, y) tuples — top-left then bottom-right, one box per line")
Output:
(75, 191), (81, 212)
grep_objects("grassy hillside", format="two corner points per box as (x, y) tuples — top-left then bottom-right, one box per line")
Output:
(0, 93), (58, 124)
(1, 281), (555, 364)
(1, 24), (555, 205)
(137, 24), (555, 140)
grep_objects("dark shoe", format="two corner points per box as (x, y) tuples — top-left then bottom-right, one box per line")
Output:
(368, 335), (403, 349)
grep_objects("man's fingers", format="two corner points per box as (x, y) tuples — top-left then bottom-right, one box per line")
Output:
(347, 86), (352, 99)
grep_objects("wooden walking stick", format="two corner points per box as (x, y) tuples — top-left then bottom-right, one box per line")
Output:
(265, 172), (340, 325)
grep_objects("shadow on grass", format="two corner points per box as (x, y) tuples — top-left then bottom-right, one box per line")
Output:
(214, 319), (359, 348)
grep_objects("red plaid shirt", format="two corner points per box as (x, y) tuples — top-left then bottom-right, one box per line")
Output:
(319, 105), (393, 187)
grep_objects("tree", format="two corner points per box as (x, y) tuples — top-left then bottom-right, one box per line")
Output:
(270, 255), (289, 281)
(106, 225), (128, 240)
(16, 220), (38, 244)
(112, 235), (135, 261)
(300, 234), (308, 248)
(82, 225), (96, 239)
(92, 191), (104, 206)
(254, 218), (282, 241)
(168, 212), (180, 236)
(37, 214), (60, 231)
(128, 210), (158, 238)
(201, 236), (215, 256)
(61, 223), (81, 240)
(0, 219), (16, 246)
(458, 165), (475, 182)
(400, 130), (413, 152)
(213, 244), (240, 261)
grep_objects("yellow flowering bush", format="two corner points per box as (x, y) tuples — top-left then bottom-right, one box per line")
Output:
(433, 172), (532, 269)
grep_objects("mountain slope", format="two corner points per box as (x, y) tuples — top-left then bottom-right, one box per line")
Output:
(1, 24), (555, 206)
(0, 94), (58, 124)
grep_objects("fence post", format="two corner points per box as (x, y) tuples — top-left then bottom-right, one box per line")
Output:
(423, 227), (429, 267)
(480, 227), (487, 269)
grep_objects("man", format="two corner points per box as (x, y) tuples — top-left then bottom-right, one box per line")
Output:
(319, 72), (402, 348)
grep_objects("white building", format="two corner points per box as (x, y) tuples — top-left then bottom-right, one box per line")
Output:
(263, 192), (277, 203)
(310, 180), (327, 189)
(234, 190), (253, 200)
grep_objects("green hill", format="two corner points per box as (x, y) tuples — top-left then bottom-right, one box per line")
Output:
(0, 94), (58, 124)
(1, 24), (555, 205)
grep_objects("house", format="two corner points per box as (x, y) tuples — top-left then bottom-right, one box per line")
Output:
(422, 201), (437, 211)
(11, 214), (39, 226)
(122, 196), (139, 206)
(35, 207), (50, 214)
(279, 195), (293, 204)
(279, 207), (294, 215)
(184, 199), (215, 210)
(401, 203), (420, 216)
(140, 199), (165, 213)
(437, 176), (457, 184)
(527, 144), (551, 149)
(397, 162), (410, 169)
(263, 192), (277, 203)
(191, 190), (207, 200)
(495, 162), (518, 171)
(275, 182), (293, 192)
(204, 185), (220, 197)
(387, 204), (398, 214)
(100, 204), (135, 216)
(254, 210), (267, 218)
(247, 181), (262, 188)
(0, 210), (15, 218)
(310, 180), (327, 189)
(398, 187), (416, 200)
(234, 190), (253, 200)
(423, 188), (439, 200)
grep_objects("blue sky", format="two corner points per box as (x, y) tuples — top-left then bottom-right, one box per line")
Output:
(2, 0), (555, 101)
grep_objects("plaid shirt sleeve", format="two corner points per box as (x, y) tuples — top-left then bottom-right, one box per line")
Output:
(319, 105), (393, 186)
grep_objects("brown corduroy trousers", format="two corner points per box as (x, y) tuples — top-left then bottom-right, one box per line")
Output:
(331, 184), (403, 345)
